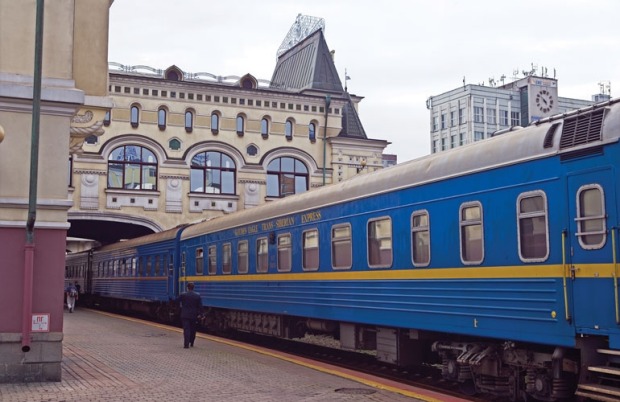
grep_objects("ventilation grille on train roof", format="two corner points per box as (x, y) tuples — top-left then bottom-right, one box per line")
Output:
(559, 108), (606, 150)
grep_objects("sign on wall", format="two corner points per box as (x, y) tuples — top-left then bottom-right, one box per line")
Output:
(31, 313), (50, 332)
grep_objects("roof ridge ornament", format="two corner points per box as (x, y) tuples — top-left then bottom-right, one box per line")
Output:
(276, 14), (325, 59)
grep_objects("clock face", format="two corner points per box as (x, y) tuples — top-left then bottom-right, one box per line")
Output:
(535, 89), (554, 114)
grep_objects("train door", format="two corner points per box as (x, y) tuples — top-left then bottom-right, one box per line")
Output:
(566, 168), (618, 334)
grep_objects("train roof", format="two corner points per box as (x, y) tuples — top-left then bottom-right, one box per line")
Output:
(182, 98), (620, 240)
(95, 224), (189, 252)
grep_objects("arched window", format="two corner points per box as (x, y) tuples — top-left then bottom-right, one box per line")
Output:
(169, 139), (181, 151)
(190, 151), (236, 195)
(158, 108), (167, 130)
(285, 119), (293, 140)
(108, 145), (157, 190)
(211, 112), (219, 134)
(236, 115), (245, 136)
(130, 105), (140, 128)
(261, 117), (269, 139)
(266, 156), (308, 198)
(308, 122), (316, 142)
(185, 110), (193, 133)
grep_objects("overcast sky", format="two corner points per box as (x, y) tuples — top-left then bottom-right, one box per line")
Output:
(108, 0), (620, 162)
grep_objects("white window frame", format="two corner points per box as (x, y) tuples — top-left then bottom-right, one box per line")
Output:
(516, 191), (549, 262)
(576, 184), (607, 250)
(367, 216), (393, 269)
(411, 210), (431, 267)
(459, 201), (484, 265)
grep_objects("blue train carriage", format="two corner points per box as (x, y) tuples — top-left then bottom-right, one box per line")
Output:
(89, 225), (188, 320)
(180, 99), (620, 401)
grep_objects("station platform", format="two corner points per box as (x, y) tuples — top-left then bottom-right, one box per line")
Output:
(1, 309), (467, 402)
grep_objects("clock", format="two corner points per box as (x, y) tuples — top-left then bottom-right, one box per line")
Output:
(535, 89), (554, 114)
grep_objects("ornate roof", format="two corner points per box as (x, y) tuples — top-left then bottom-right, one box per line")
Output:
(270, 29), (343, 93)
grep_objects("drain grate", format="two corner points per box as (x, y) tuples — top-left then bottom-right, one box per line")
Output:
(334, 388), (376, 395)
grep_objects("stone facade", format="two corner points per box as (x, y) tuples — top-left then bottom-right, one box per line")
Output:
(69, 28), (389, 243)
(0, 0), (113, 382)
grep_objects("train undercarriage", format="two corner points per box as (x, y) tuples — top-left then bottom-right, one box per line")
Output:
(202, 307), (620, 402)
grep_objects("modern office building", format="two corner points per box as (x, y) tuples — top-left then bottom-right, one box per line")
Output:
(426, 74), (609, 153)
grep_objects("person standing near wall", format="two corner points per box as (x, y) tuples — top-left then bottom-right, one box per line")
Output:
(177, 282), (202, 349)
(65, 283), (78, 313)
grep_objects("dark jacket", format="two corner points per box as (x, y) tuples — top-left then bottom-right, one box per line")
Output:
(178, 290), (202, 320)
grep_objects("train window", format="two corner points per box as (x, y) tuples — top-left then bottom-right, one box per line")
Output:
(302, 229), (319, 271)
(132, 257), (137, 276)
(332, 224), (352, 270)
(222, 243), (232, 274)
(237, 241), (248, 274)
(411, 211), (431, 267)
(576, 184), (607, 249)
(257, 237), (269, 273)
(154, 255), (161, 276)
(460, 202), (484, 264)
(208, 246), (217, 275)
(195, 248), (204, 275)
(368, 217), (393, 268)
(277, 234), (292, 272)
(517, 191), (549, 261)
(146, 256), (152, 276)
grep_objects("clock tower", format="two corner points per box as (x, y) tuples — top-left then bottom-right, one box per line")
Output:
(528, 77), (559, 120)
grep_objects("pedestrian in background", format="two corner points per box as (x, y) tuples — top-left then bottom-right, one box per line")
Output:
(65, 283), (78, 313)
(177, 282), (202, 349)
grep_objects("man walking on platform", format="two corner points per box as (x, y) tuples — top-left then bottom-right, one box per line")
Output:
(65, 283), (78, 313)
(177, 282), (202, 349)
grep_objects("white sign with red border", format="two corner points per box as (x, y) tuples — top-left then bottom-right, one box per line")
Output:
(32, 313), (50, 332)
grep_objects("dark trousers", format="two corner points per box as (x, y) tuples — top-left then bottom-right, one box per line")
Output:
(182, 318), (197, 347)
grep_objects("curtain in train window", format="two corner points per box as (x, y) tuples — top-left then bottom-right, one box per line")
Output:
(576, 184), (606, 249)
(411, 211), (430, 266)
(277, 234), (292, 272)
(368, 217), (392, 268)
(332, 224), (352, 269)
(257, 238), (269, 273)
(195, 248), (204, 275)
(460, 202), (484, 264)
(208, 246), (217, 275)
(517, 192), (549, 260)
(303, 230), (319, 271)
(222, 243), (232, 274)
(237, 241), (248, 274)
(154, 255), (161, 275)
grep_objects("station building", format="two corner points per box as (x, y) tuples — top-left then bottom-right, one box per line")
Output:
(68, 23), (390, 246)
(426, 74), (610, 153)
